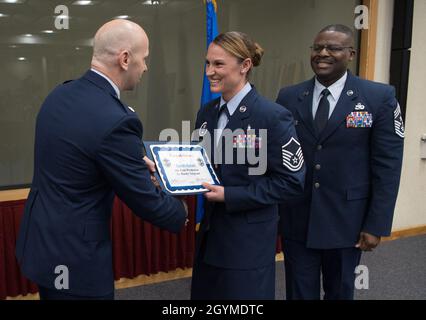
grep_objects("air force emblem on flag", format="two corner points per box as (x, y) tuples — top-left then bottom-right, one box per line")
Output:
(394, 104), (405, 138)
(282, 137), (304, 172)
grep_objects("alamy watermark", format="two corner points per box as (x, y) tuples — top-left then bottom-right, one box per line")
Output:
(354, 5), (369, 30)
(54, 265), (69, 290)
(355, 265), (369, 290)
(159, 121), (268, 176)
(54, 5), (69, 30)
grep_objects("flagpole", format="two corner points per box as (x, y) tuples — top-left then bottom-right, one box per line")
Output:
(196, 0), (220, 231)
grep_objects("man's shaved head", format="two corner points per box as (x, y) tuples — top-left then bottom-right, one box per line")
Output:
(92, 19), (147, 66)
(91, 19), (149, 91)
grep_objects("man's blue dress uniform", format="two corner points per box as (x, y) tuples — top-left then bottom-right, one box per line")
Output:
(15, 70), (186, 298)
(276, 71), (404, 299)
(191, 85), (305, 299)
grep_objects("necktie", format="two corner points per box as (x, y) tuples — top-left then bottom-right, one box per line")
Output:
(315, 88), (330, 133)
(216, 103), (230, 145)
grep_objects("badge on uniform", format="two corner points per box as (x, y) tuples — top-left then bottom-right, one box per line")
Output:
(394, 103), (405, 138)
(282, 137), (304, 172)
(233, 133), (262, 149)
(233, 134), (246, 148)
(346, 111), (373, 128)
(354, 102), (365, 110)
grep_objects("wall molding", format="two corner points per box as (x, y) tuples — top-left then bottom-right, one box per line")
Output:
(0, 188), (30, 202)
(359, 0), (378, 80)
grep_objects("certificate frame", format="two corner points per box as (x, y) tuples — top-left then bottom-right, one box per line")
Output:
(144, 142), (220, 195)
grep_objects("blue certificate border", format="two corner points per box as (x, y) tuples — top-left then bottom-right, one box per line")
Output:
(149, 144), (220, 195)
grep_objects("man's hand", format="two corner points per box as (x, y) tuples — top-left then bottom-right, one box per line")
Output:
(180, 198), (189, 226)
(355, 232), (381, 251)
(143, 156), (160, 189)
(143, 156), (156, 173)
(202, 182), (225, 202)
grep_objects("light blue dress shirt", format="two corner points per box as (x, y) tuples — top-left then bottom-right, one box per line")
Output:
(216, 82), (252, 145)
(312, 71), (347, 119)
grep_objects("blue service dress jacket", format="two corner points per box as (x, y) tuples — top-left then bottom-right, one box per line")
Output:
(194, 86), (305, 270)
(15, 70), (186, 296)
(276, 71), (404, 249)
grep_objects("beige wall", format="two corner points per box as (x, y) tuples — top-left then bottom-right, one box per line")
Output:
(374, 0), (394, 83)
(226, 0), (359, 100)
(375, 0), (426, 231)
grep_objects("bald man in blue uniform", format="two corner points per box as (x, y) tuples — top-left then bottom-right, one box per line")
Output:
(15, 20), (187, 300)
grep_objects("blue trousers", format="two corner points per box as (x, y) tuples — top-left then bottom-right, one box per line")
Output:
(282, 239), (362, 300)
(191, 260), (275, 300)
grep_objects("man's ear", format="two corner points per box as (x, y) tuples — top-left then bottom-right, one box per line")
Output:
(118, 50), (130, 71)
(240, 58), (252, 75)
(349, 48), (356, 62)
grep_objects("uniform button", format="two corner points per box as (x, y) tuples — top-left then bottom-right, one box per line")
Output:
(315, 164), (321, 170)
(317, 145), (322, 150)
(314, 182), (320, 189)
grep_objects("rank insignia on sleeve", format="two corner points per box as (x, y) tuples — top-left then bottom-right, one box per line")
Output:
(282, 137), (304, 172)
(394, 103), (405, 138)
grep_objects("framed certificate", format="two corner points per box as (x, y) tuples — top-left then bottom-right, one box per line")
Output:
(146, 143), (220, 195)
